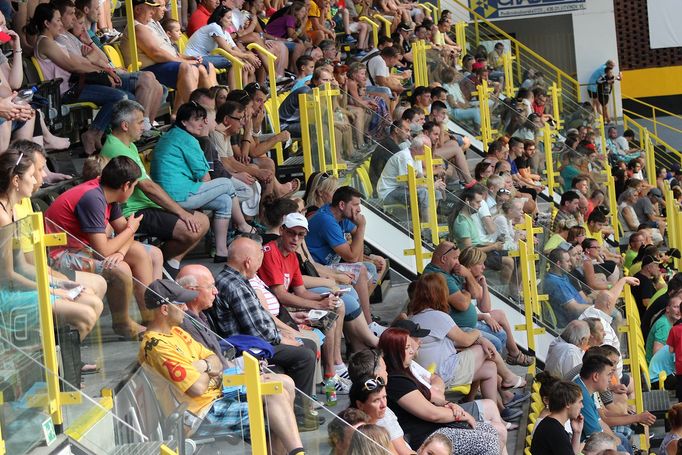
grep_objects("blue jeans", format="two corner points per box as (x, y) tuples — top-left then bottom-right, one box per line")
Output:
(64, 84), (133, 132)
(177, 178), (236, 219)
(450, 107), (481, 127)
(200, 54), (232, 70)
(477, 321), (507, 353)
(462, 325), (505, 353)
(308, 286), (362, 321)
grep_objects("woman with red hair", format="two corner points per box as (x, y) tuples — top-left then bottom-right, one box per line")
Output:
(378, 327), (505, 453)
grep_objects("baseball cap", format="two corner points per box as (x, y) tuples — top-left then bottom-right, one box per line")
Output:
(648, 188), (663, 199)
(641, 255), (659, 267)
(472, 61), (487, 71)
(391, 319), (430, 337)
(144, 279), (198, 309)
(133, 0), (161, 6)
(283, 212), (309, 231)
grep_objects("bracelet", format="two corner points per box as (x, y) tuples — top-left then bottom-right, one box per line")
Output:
(14, 49), (22, 54)
(241, 139), (253, 143)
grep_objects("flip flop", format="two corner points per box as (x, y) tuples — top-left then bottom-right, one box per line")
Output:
(279, 178), (301, 199)
(506, 351), (535, 367)
(502, 376), (527, 389)
(81, 362), (100, 375)
(504, 421), (519, 431)
(503, 390), (531, 408)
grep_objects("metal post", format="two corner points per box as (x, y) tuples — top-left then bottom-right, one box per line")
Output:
(372, 14), (392, 38)
(398, 165), (429, 272)
(606, 165), (619, 243)
(299, 93), (314, 182)
(223, 353), (283, 454)
(542, 123), (556, 197)
(311, 87), (327, 173)
(643, 130), (657, 187)
(360, 16), (379, 48)
(549, 83), (561, 130)
(474, 80), (494, 145)
(502, 51), (515, 98)
(246, 43), (282, 164)
(31, 212), (67, 429)
(417, 146), (444, 245)
(666, 187), (677, 252)
(320, 83), (345, 177)
(169, 0), (178, 21)
(125, 0), (140, 72)
(455, 22), (467, 66)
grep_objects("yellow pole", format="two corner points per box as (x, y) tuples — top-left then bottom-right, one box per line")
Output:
(211, 49), (244, 89)
(247, 43), (282, 164)
(373, 14), (392, 38)
(418, 145), (443, 245)
(398, 165), (427, 272)
(474, 80), (494, 145)
(169, 0), (178, 21)
(549, 83), (561, 129)
(606, 165), (619, 242)
(124, 0), (140, 72)
(643, 130), (656, 187)
(542, 123), (555, 197)
(311, 87), (327, 173)
(299, 93), (314, 182)
(359, 16), (379, 48)
(598, 115), (607, 157)
(455, 22), (467, 66)
(502, 51), (515, 98)
(31, 212), (67, 429)
(514, 41), (521, 86)
(320, 83), (344, 178)
(223, 353), (283, 454)
(666, 188), (677, 252)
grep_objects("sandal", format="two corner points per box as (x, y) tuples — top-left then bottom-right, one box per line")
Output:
(506, 351), (535, 367)
(504, 421), (519, 431)
(80, 362), (100, 375)
(279, 178), (300, 199)
(501, 376), (527, 389)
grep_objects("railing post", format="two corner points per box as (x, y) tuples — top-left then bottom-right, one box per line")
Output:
(124, 0), (140, 72)
(372, 14), (392, 38)
(416, 145), (446, 245)
(311, 87), (327, 174)
(549, 83), (562, 130)
(223, 353), (283, 454)
(412, 40), (430, 87)
(454, 22), (467, 66)
(359, 16), (379, 48)
(31, 212), (67, 430)
(597, 115), (607, 157)
(542, 123), (556, 197)
(169, 0), (178, 21)
(474, 80), (495, 146)
(666, 185), (677, 254)
(502, 50), (515, 98)
(604, 162), (619, 243)
(299, 92), (314, 182)
(397, 165), (429, 272)
(643, 130), (657, 187)
(319, 82), (346, 177)
(246, 43), (283, 164)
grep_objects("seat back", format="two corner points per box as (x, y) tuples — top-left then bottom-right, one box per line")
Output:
(178, 33), (189, 54)
(104, 45), (125, 70)
(30, 57), (46, 82)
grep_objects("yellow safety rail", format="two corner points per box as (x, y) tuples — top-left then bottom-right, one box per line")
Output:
(542, 123), (557, 197)
(211, 49), (245, 89)
(412, 40), (430, 87)
(64, 390), (114, 441)
(665, 186), (681, 258)
(359, 16), (379, 48)
(417, 146), (447, 246)
(373, 14), (392, 38)
(474, 80), (495, 146)
(454, 21), (467, 66)
(246, 43), (283, 163)
(124, 0), (140, 72)
(223, 353), (283, 455)
(450, 0), (581, 106)
(512, 214), (546, 374)
(621, 94), (682, 138)
(502, 50), (515, 98)
(624, 114), (682, 177)
(417, 3), (437, 22)
(397, 164), (431, 272)
(299, 92), (314, 182)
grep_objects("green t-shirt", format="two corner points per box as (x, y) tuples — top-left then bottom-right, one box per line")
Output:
(100, 135), (160, 216)
(452, 213), (481, 246)
(624, 249), (637, 270)
(422, 263), (477, 328)
(646, 316), (672, 363)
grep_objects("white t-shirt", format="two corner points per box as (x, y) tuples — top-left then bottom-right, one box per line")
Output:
(443, 82), (466, 107)
(473, 200), (497, 244)
(376, 407), (405, 442)
(366, 55), (389, 86)
(410, 310), (459, 385)
(376, 148), (423, 200)
(185, 22), (235, 57)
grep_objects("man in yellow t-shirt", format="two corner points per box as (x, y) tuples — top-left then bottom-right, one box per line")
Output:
(139, 279), (305, 452)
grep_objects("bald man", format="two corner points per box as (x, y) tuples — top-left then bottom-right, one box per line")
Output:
(207, 237), (317, 402)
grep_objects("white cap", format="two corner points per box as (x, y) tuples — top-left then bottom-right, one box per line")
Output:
(283, 212), (309, 231)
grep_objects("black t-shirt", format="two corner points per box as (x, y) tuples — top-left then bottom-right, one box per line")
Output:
(642, 291), (669, 340)
(261, 232), (280, 244)
(515, 155), (530, 171)
(632, 272), (657, 316)
(530, 417), (574, 455)
(386, 374), (441, 448)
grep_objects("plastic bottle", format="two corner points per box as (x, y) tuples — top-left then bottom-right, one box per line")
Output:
(13, 87), (36, 105)
(324, 377), (337, 406)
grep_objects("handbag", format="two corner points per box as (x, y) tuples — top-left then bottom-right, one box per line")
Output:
(65, 71), (113, 98)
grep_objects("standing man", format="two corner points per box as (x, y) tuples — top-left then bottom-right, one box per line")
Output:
(101, 100), (209, 278)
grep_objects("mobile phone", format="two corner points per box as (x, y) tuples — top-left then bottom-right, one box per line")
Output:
(0, 32), (12, 44)
(66, 285), (83, 300)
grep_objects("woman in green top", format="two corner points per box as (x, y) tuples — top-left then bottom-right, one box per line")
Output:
(150, 102), (253, 262)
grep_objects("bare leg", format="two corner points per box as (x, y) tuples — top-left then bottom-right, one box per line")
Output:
(123, 241), (157, 324)
(470, 346), (499, 403)
(37, 111), (70, 150)
(174, 64), (199, 114)
(0, 120), (11, 151)
(74, 271), (107, 299)
(213, 217), (230, 257)
(479, 398), (508, 454)
(344, 316), (379, 352)
(162, 211), (210, 263)
(135, 71), (163, 122)
(102, 263), (145, 337)
(13, 114), (36, 141)
(263, 389), (303, 452)
(353, 265), (372, 324)
(52, 297), (101, 340)
(197, 63), (218, 88)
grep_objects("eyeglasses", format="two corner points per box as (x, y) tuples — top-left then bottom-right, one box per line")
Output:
(362, 376), (386, 392)
(284, 227), (307, 239)
(228, 115), (244, 121)
(442, 244), (457, 257)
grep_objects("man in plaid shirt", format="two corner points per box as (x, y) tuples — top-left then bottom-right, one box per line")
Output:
(208, 236), (318, 399)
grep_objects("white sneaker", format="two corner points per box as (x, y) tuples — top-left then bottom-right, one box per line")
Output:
(333, 375), (351, 394)
(368, 321), (387, 337)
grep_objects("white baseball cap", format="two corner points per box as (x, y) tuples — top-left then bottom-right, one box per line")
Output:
(283, 212), (309, 231)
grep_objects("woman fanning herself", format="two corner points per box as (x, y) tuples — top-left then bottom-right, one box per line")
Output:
(378, 327), (506, 453)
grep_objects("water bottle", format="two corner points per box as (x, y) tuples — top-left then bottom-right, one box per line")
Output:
(13, 87), (36, 105)
(324, 377), (337, 406)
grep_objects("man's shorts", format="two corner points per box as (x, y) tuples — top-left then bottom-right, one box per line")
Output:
(117, 71), (140, 94)
(143, 62), (182, 89)
(194, 395), (251, 438)
(588, 90), (598, 99)
(52, 249), (105, 276)
(484, 250), (504, 271)
(135, 207), (180, 241)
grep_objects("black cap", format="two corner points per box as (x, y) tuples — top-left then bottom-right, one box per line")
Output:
(669, 248), (682, 259)
(144, 279), (198, 309)
(642, 255), (660, 267)
(391, 319), (430, 337)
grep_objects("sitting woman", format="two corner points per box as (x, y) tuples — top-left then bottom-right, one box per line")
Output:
(378, 327), (507, 453)
(581, 237), (619, 290)
(28, 4), (132, 155)
(150, 102), (254, 263)
(184, 6), (260, 87)
(458, 247), (534, 366)
(406, 273), (529, 420)
(263, 2), (309, 74)
(617, 188), (641, 246)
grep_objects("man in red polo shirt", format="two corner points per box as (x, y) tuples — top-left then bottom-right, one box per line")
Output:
(187, 0), (218, 36)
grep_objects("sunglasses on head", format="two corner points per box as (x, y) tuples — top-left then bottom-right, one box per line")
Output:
(362, 376), (386, 392)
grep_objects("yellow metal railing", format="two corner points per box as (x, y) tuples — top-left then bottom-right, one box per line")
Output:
(398, 164), (431, 273)
(373, 14), (392, 38)
(412, 40), (430, 87)
(624, 114), (682, 178)
(542, 123), (557, 197)
(474, 80), (496, 145)
(418, 146), (448, 246)
(359, 16), (380, 48)
(621, 94), (682, 138)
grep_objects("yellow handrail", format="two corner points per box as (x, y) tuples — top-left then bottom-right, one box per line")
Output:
(211, 49), (244, 89)
(416, 146), (447, 245)
(372, 14), (392, 38)
(359, 16), (379, 48)
(397, 164), (431, 272)
(124, 0), (140, 72)
(622, 106), (682, 137)
(299, 92), (314, 182)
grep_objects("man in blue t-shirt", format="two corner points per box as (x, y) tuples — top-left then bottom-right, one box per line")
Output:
(306, 186), (386, 324)
(543, 248), (591, 328)
(574, 355), (632, 453)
